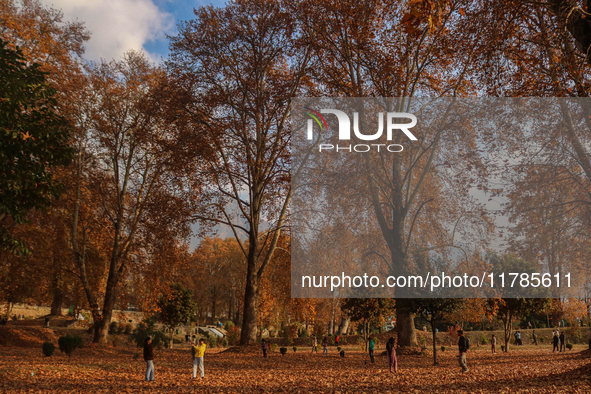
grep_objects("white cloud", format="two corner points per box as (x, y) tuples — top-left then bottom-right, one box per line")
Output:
(43, 0), (174, 62)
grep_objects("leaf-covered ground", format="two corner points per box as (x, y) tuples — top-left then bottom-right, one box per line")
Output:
(0, 344), (589, 393)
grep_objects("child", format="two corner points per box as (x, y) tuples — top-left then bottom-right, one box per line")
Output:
(322, 337), (328, 355)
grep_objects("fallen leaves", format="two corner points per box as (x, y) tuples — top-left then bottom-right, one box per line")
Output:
(0, 341), (589, 393)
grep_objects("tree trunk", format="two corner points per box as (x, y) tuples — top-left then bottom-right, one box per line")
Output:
(240, 261), (259, 345)
(93, 315), (109, 343)
(329, 319), (334, 335)
(396, 299), (417, 347)
(50, 287), (63, 316)
(50, 254), (64, 316)
(503, 312), (512, 353)
(364, 321), (369, 351)
(211, 288), (217, 325)
(228, 294), (234, 325)
(338, 316), (350, 336)
(93, 270), (119, 344)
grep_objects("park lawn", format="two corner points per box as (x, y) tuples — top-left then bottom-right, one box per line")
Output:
(0, 343), (589, 393)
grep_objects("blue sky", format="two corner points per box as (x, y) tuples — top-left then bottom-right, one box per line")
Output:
(143, 0), (226, 60)
(41, 0), (227, 63)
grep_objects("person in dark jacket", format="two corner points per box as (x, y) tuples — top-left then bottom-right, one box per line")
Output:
(553, 332), (560, 353)
(144, 337), (155, 381)
(386, 337), (397, 373)
(457, 330), (469, 373)
(559, 332), (566, 352)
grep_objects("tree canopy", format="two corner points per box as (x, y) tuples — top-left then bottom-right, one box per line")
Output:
(0, 39), (72, 254)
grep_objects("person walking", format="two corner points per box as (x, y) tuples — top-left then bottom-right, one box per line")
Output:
(322, 337), (328, 355)
(457, 330), (469, 373)
(311, 336), (318, 353)
(491, 334), (497, 354)
(532, 330), (538, 345)
(335, 335), (340, 347)
(559, 332), (566, 352)
(192, 338), (207, 379)
(385, 337), (397, 373)
(262, 339), (268, 358)
(552, 331), (559, 353)
(144, 337), (155, 382)
(368, 337), (375, 363)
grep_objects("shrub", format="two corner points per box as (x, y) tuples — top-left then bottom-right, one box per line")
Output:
(480, 334), (489, 345)
(340, 337), (348, 345)
(280, 347), (287, 355)
(329, 336), (336, 346)
(337, 346), (342, 352)
(500, 345), (505, 352)
(109, 322), (119, 334)
(271, 343), (278, 351)
(293, 346), (297, 352)
(224, 320), (235, 330)
(566, 343), (573, 350)
(42, 342), (55, 357)
(221, 337), (228, 347)
(440, 346), (446, 352)
(539, 337), (545, 343)
(208, 336), (218, 348)
(58, 334), (83, 361)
